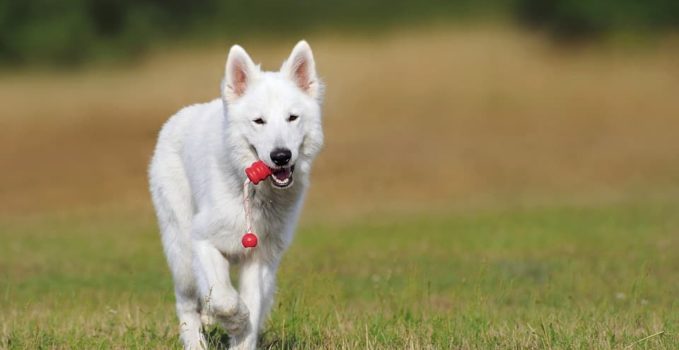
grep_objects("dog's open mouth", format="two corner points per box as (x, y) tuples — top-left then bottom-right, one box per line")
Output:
(270, 165), (295, 188)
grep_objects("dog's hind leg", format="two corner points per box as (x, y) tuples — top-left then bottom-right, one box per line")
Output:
(150, 148), (205, 349)
(175, 289), (205, 349)
(152, 188), (206, 348)
(169, 233), (205, 349)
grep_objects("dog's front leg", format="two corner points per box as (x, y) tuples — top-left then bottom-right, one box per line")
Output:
(192, 240), (250, 336)
(229, 257), (279, 350)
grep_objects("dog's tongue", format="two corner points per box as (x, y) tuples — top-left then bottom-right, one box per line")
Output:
(272, 168), (291, 180)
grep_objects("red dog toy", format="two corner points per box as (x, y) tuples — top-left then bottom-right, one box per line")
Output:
(245, 160), (272, 185)
(241, 161), (273, 248)
(241, 233), (258, 248)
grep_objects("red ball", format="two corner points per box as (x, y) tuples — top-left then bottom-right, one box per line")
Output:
(242, 233), (258, 248)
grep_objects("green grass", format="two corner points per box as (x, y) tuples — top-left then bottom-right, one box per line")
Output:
(1, 199), (678, 349)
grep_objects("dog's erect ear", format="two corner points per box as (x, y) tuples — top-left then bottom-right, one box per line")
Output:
(223, 45), (258, 103)
(281, 40), (321, 99)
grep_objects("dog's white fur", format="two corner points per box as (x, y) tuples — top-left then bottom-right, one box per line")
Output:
(148, 41), (323, 350)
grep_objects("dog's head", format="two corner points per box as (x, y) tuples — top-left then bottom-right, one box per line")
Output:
(221, 41), (324, 189)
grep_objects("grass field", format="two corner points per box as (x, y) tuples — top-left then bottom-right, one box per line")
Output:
(1, 25), (679, 348)
(2, 198), (678, 348)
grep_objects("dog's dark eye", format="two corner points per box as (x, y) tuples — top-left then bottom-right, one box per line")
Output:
(253, 118), (266, 125)
(288, 114), (299, 122)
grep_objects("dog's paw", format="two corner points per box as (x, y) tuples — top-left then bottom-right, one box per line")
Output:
(180, 326), (207, 350)
(229, 335), (257, 350)
(213, 299), (250, 335)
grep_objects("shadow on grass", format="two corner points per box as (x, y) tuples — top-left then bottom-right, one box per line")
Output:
(259, 334), (303, 350)
(204, 327), (301, 349)
(204, 327), (230, 349)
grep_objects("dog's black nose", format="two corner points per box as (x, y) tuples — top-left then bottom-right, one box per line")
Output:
(270, 148), (292, 166)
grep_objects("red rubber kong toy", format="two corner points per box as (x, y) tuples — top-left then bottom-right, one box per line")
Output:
(245, 160), (272, 184)
(242, 233), (258, 248)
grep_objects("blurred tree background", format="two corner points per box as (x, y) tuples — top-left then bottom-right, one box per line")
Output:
(1, 0), (678, 67)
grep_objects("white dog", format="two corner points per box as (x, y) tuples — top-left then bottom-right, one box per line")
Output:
(148, 41), (324, 350)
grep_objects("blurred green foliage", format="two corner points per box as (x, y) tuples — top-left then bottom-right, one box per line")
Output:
(517, 0), (679, 39)
(0, 0), (678, 66)
(0, 0), (479, 66)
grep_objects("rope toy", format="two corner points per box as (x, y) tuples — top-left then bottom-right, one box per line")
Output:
(241, 161), (272, 248)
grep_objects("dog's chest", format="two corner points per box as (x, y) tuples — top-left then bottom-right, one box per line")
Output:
(250, 189), (299, 237)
